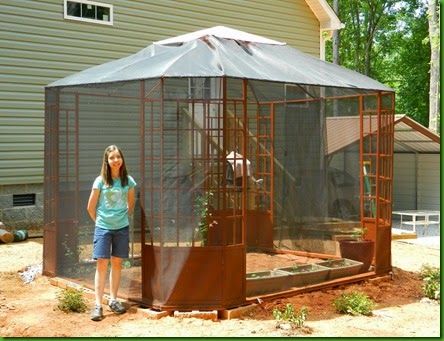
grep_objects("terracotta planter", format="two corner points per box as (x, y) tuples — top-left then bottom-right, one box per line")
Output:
(339, 239), (375, 272)
(317, 258), (363, 280)
(276, 263), (330, 287)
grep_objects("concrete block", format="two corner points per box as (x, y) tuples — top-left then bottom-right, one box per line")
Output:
(49, 277), (59, 287)
(174, 310), (218, 321)
(139, 308), (171, 319)
(220, 303), (257, 320)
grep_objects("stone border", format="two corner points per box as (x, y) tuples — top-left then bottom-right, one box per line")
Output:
(49, 277), (257, 321)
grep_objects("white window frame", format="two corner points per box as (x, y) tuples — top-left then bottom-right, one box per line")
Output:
(64, 0), (113, 26)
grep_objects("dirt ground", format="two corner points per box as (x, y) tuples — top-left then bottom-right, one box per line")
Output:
(0, 237), (440, 337)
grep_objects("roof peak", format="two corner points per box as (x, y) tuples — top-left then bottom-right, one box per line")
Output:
(154, 26), (286, 46)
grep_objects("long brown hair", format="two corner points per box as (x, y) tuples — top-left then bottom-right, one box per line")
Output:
(100, 145), (129, 187)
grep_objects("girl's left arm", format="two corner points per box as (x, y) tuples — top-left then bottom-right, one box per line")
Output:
(128, 187), (135, 215)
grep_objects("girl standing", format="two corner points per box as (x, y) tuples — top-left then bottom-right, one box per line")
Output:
(87, 145), (136, 321)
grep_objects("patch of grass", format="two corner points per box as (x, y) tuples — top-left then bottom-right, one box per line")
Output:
(420, 264), (440, 300)
(333, 291), (374, 316)
(57, 287), (87, 313)
(272, 303), (308, 328)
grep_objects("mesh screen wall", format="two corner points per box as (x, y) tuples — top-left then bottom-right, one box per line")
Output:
(44, 77), (394, 309)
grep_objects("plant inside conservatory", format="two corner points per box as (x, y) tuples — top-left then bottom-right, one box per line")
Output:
(338, 227), (375, 272)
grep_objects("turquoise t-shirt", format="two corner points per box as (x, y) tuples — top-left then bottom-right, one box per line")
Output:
(93, 175), (137, 230)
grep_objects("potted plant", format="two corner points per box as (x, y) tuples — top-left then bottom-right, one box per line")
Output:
(338, 227), (375, 272)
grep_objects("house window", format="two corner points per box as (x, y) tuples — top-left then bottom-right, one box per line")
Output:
(64, 0), (113, 25)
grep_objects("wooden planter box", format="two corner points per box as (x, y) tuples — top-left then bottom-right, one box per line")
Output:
(246, 270), (292, 296)
(317, 258), (363, 280)
(276, 263), (330, 287)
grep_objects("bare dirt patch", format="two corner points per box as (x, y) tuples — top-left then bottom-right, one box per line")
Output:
(0, 238), (440, 337)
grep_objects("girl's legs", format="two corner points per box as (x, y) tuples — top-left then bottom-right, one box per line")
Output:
(109, 256), (122, 301)
(94, 258), (109, 306)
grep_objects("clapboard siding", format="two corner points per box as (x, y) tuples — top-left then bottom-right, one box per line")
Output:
(0, 0), (320, 185)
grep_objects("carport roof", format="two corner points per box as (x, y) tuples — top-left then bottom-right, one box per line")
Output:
(327, 114), (440, 155)
(47, 26), (392, 92)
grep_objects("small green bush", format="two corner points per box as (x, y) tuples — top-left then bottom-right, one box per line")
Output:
(272, 303), (308, 328)
(333, 291), (374, 316)
(57, 287), (87, 313)
(420, 264), (440, 300)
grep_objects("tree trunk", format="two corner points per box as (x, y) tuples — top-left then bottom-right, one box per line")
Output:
(428, 0), (440, 133)
(332, 0), (340, 65)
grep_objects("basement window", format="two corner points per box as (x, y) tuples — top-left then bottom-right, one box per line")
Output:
(64, 0), (113, 25)
(13, 194), (36, 207)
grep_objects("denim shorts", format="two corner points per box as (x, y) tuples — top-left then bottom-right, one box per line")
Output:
(92, 226), (129, 259)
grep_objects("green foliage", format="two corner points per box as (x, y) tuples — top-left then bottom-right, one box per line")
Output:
(333, 291), (375, 316)
(272, 303), (308, 328)
(194, 192), (213, 246)
(57, 287), (87, 313)
(420, 264), (440, 300)
(351, 227), (368, 240)
(325, 0), (431, 128)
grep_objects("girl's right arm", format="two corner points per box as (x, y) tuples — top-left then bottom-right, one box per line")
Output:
(87, 189), (100, 222)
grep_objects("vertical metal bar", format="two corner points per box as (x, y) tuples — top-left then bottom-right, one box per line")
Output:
(359, 95), (365, 223)
(160, 78), (164, 247)
(75, 93), (79, 228)
(176, 100), (180, 246)
(139, 80), (146, 246)
(191, 97), (196, 247)
(149, 100), (154, 245)
(270, 102), (275, 224)
(375, 92), (381, 225)
(241, 79), (248, 246)
(389, 92), (395, 224)
(222, 76), (228, 220)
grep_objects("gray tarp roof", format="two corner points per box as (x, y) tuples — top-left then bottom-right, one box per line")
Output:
(48, 26), (392, 92)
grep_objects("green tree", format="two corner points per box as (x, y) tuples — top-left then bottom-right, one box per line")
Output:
(325, 0), (431, 127)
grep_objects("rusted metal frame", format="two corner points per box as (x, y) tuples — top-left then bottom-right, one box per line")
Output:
(270, 102), (275, 217)
(160, 78), (165, 248)
(375, 92), (381, 225)
(254, 104), (260, 211)
(241, 79), (248, 246)
(270, 248), (340, 260)
(149, 100), (154, 245)
(59, 91), (140, 100)
(222, 78), (228, 210)
(388, 93), (396, 225)
(74, 93), (80, 228)
(64, 109), (69, 184)
(175, 100), (180, 246)
(43, 89), (60, 275)
(59, 79), (163, 100)
(217, 80), (223, 213)
(359, 95), (365, 222)
(191, 99), (196, 246)
(258, 90), (388, 106)
(139, 80), (146, 246)
(245, 271), (380, 303)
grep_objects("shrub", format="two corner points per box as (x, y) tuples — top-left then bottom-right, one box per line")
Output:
(272, 303), (308, 328)
(420, 264), (440, 300)
(333, 291), (374, 316)
(57, 287), (87, 313)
